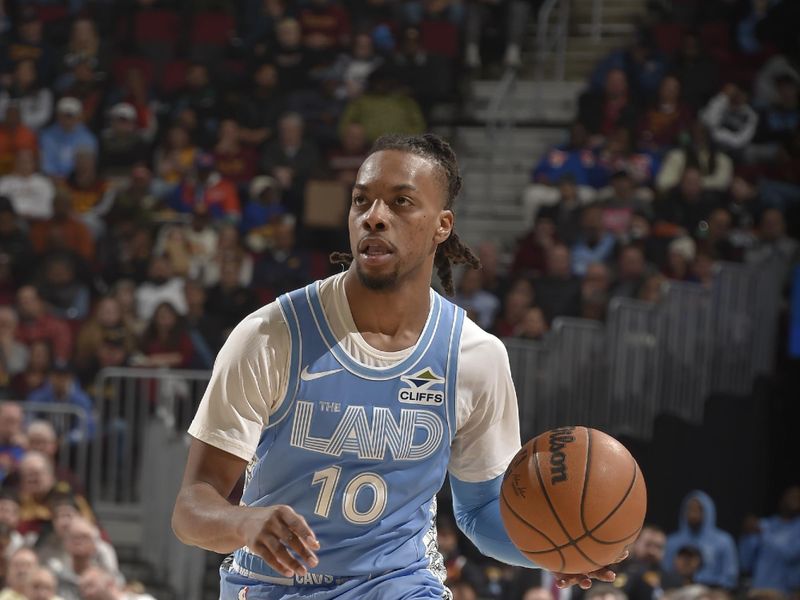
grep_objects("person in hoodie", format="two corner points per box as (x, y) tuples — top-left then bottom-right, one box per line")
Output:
(662, 490), (739, 589)
(739, 484), (800, 594)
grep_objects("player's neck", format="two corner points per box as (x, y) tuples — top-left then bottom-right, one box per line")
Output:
(343, 268), (432, 352)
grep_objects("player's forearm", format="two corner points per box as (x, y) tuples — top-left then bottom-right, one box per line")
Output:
(172, 481), (250, 553)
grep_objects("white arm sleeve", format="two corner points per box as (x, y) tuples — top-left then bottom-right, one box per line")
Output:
(449, 319), (522, 482)
(188, 301), (290, 461)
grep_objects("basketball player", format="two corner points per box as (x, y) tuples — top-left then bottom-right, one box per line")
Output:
(172, 134), (622, 599)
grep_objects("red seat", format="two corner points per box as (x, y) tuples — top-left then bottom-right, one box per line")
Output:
(190, 11), (234, 46)
(134, 9), (181, 44)
(160, 59), (190, 94)
(35, 5), (68, 23)
(419, 20), (459, 59)
(112, 56), (155, 88)
(652, 22), (686, 55)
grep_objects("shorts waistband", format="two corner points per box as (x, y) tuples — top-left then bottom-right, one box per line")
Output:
(229, 559), (361, 587)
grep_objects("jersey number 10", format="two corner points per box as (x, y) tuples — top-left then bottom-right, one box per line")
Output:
(311, 467), (388, 525)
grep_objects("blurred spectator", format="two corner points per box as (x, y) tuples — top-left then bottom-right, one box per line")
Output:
(99, 104), (148, 178)
(0, 308), (29, 391)
(38, 98), (98, 180)
(261, 113), (320, 215)
(104, 66), (157, 142)
(24, 566), (60, 600)
(74, 297), (137, 376)
(213, 119), (259, 186)
(598, 170), (652, 239)
(339, 68), (426, 143)
(0, 103), (38, 176)
(391, 27), (453, 111)
(664, 236), (696, 281)
(0, 403), (25, 484)
(515, 307), (549, 340)
(654, 167), (721, 239)
(170, 64), (220, 143)
(656, 122), (734, 194)
(298, 0), (352, 57)
(744, 208), (799, 267)
(638, 273), (666, 303)
(49, 516), (116, 600)
(16, 451), (95, 537)
(453, 267), (500, 331)
(534, 244), (582, 322)
(55, 56), (105, 132)
(618, 524), (673, 600)
(578, 69), (640, 141)
(153, 225), (193, 279)
(612, 245), (650, 299)
(9, 339), (51, 399)
(62, 18), (106, 77)
(1, 8), (54, 84)
(739, 485), (800, 594)
(492, 278), (535, 337)
(438, 515), (486, 593)
(192, 224), (254, 288)
(671, 32), (719, 109)
(273, 18), (314, 92)
(753, 55), (799, 109)
(134, 256), (187, 322)
(532, 123), (599, 187)
(521, 586), (555, 600)
(26, 362), (94, 443)
(663, 490), (739, 589)
(571, 205), (617, 277)
(106, 166), (158, 229)
(110, 280), (144, 335)
(15, 286), (72, 364)
(183, 279), (223, 369)
(206, 258), (260, 332)
(700, 85), (759, 158)
(133, 302), (194, 370)
(0, 490), (24, 555)
(69, 150), (112, 226)
(237, 63), (285, 148)
(0, 547), (38, 600)
(664, 546), (704, 590)
(79, 564), (156, 600)
(696, 208), (741, 262)
(26, 421), (82, 493)
(580, 262), (611, 321)
(35, 254), (90, 322)
(590, 35), (667, 102)
(253, 215), (312, 298)
(464, 0), (530, 68)
(0, 149), (55, 220)
(595, 128), (659, 189)
(511, 215), (557, 279)
(736, 0), (778, 55)
(29, 190), (95, 264)
(100, 226), (153, 287)
(168, 153), (241, 224)
(751, 74), (799, 159)
(327, 123), (370, 187)
(153, 125), (198, 191)
(327, 33), (383, 101)
(585, 583), (629, 600)
(0, 59), (53, 132)
(451, 580), (478, 600)
(638, 75), (693, 151)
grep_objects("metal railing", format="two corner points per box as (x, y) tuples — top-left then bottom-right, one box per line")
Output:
(536, 0), (571, 82)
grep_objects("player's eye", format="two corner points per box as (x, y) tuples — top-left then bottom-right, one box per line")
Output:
(352, 195), (368, 206)
(395, 196), (412, 207)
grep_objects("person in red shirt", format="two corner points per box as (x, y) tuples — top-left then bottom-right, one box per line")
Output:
(134, 301), (194, 369)
(213, 120), (259, 186)
(14, 286), (72, 363)
(0, 103), (38, 176)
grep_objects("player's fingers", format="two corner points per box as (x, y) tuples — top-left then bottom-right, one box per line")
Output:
(589, 567), (617, 582)
(252, 540), (299, 578)
(616, 549), (630, 563)
(270, 537), (310, 577)
(274, 523), (319, 567)
(278, 507), (320, 549)
(554, 574), (582, 588)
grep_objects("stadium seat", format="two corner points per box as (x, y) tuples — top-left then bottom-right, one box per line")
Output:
(190, 11), (234, 46)
(112, 56), (155, 88)
(34, 5), (68, 23)
(419, 21), (460, 59)
(652, 22), (686, 55)
(160, 59), (190, 95)
(134, 9), (180, 44)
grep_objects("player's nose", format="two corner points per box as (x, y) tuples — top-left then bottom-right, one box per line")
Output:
(362, 198), (389, 231)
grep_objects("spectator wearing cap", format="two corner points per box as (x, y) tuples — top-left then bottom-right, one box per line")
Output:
(38, 97), (98, 180)
(35, 254), (91, 322)
(656, 121), (734, 194)
(26, 361), (94, 443)
(663, 236), (696, 281)
(15, 286), (72, 363)
(0, 149), (55, 220)
(99, 103), (147, 179)
(29, 190), (95, 264)
(15, 451), (96, 538)
(0, 308), (28, 396)
(79, 564), (156, 600)
(327, 122), (369, 187)
(0, 59), (53, 132)
(663, 545), (704, 590)
(0, 102), (38, 176)
(0, 197), (34, 287)
(103, 65), (158, 143)
(241, 176), (286, 249)
(64, 149), (113, 238)
(213, 119), (259, 186)
(700, 85), (759, 159)
(0, 547), (39, 600)
(571, 205), (617, 277)
(168, 152), (240, 224)
(55, 55), (105, 132)
(133, 302), (194, 369)
(236, 63), (286, 148)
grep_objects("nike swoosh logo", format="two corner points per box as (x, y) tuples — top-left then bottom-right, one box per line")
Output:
(300, 366), (343, 381)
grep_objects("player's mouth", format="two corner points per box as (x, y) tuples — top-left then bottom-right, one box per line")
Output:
(358, 237), (395, 265)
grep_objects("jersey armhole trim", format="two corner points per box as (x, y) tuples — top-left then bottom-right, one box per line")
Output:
(445, 304), (464, 445)
(265, 293), (302, 429)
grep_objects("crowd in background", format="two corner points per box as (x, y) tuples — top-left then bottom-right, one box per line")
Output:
(0, 0), (797, 599)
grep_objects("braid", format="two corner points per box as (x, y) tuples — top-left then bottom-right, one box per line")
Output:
(330, 133), (481, 296)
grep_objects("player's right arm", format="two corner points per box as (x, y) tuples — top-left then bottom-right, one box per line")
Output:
(172, 438), (319, 577)
(171, 302), (319, 577)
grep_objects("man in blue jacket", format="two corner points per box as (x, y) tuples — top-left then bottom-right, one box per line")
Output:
(662, 490), (739, 589)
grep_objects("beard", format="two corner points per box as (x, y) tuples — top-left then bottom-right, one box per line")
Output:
(355, 261), (400, 291)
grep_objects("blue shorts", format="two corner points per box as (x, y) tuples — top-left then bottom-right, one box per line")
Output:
(219, 561), (452, 600)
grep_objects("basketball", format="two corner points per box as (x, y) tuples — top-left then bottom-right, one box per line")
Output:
(499, 426), (647, 574)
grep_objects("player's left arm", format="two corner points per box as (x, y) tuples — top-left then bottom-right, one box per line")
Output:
(448, 324), (622, 588)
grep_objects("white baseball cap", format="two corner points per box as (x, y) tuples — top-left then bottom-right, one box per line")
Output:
(110, 102), (137, 121)
(57, 97), (83, 116)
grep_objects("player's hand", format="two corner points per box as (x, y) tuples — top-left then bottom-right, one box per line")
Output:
(237, 504), (320, 578)
(552, 550), (629, 590)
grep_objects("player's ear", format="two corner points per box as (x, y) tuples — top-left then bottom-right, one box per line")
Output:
(434, 209), (453, 244)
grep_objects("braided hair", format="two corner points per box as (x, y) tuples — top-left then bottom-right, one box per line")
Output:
(330, 133), (480, 295)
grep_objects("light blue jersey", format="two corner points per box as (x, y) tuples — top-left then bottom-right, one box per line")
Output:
(228, 281), (465, 589)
